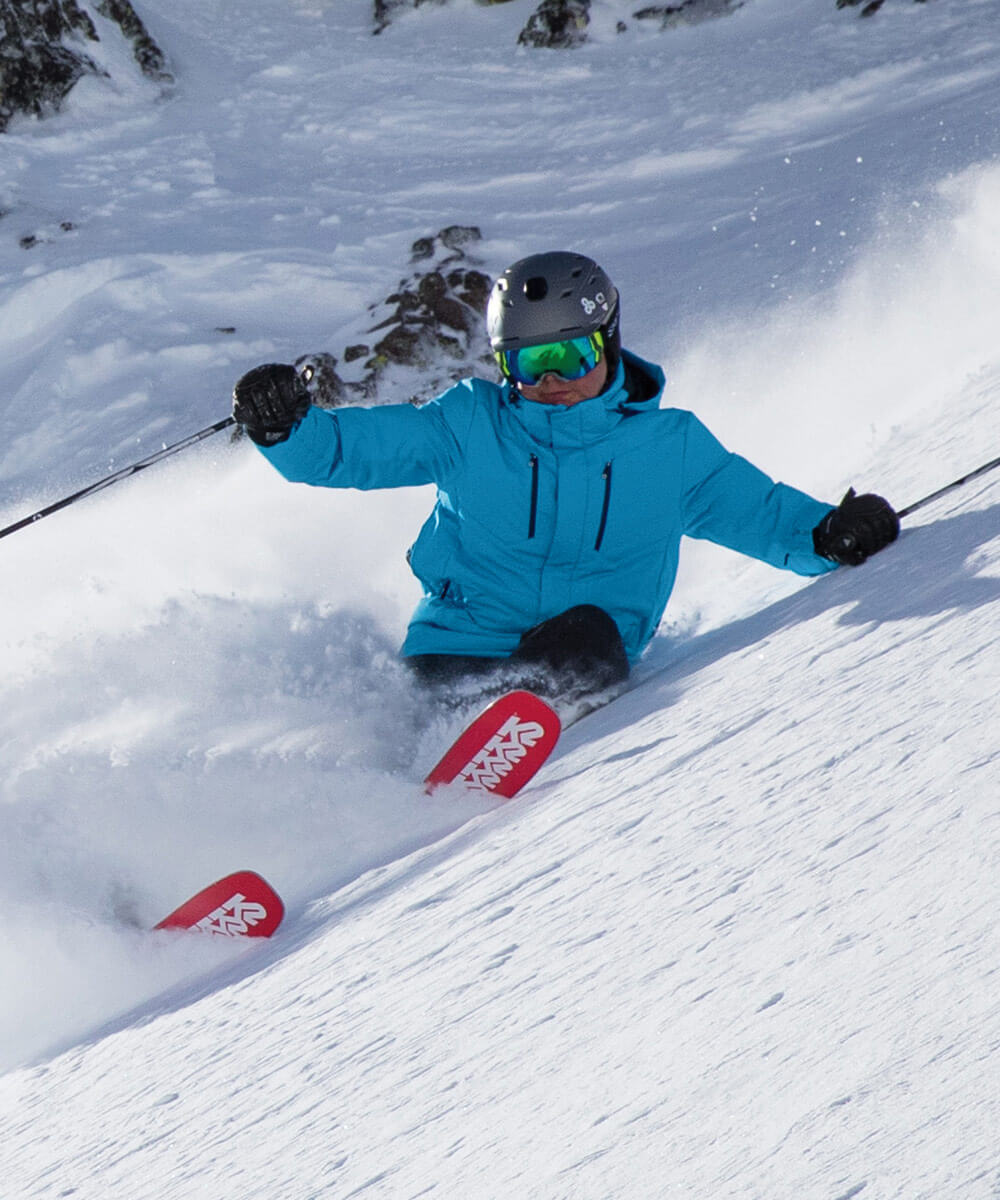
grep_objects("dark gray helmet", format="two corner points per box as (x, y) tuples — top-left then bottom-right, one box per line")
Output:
(487, 251), (620, 351)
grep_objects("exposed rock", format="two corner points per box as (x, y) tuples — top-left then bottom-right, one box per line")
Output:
(0, 0), (170, 133)
(293, 227), (494, 410)
(836, 0), (930, 13)
(411, 223), (483, 261)
(94, 0), (170, 79)
(371, 0), (762, 44)
(295, 351), (351, 409)
(630, 0), (744, 30)
(1, 0), (99, 129)
(373, 0), (445, 34)
(514, 0), (745, 46)
(837, 0), (883, 12)
(17, 217), (77, 248)
(517, 0), (590, 48)
(368, 0), (921, 46)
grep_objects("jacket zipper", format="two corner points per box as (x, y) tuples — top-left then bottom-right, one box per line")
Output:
(528, 454), (539, 539)
(595, 461), (613, 551)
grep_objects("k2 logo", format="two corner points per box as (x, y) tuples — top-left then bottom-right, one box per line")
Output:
(195, 892), (269, 937)
(459, 714), (546, 792)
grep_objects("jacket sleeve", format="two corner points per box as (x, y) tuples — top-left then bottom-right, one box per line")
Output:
(679, 415), (838, 577)
(256, 386), (471, 490)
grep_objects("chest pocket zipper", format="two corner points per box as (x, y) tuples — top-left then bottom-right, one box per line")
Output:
(595, 461), (613, 552)
(528, 454), (539, 539)
(529, 456), (614, 549)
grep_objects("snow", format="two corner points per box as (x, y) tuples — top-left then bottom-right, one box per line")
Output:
(1, 0), (999, 1195)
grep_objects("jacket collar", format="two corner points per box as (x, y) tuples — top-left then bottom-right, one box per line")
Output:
(503, 350), (666, 448)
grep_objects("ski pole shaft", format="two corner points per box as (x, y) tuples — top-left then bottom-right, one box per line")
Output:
(898, 452), (1000, 519)
(0, 416), (236, 542)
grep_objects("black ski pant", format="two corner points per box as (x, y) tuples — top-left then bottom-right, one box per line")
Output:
(405, 604), (630, 699)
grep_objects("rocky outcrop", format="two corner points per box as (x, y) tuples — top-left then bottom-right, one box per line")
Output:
(373, 0), (445, 35)
(374, 0), (740, 40)
(514, 0), (746, 47)
(295, 226), (494, 409)
(517, 0), (591, 48)
(630, 0), (744, 30)
(836, 0), (930, 14)
(374, 0), (933, 40)
(0, 0), (170, 132)
(93, 0), (169, 78)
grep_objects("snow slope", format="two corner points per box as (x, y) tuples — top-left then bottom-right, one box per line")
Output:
(1, 0), (999, 1195)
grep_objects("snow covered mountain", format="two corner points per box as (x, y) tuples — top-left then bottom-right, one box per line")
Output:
(1, 1), (998, 1195)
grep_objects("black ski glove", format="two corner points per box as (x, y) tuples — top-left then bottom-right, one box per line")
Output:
(812, 488), (900, 566)
(233, 363), (311, 446)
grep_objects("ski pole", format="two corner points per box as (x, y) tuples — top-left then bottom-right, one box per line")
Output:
(0, 416), (235, 542)
(898, 451), (1000, 519)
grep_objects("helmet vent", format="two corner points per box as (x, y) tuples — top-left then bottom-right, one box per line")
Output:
(524, 276), (548, 301)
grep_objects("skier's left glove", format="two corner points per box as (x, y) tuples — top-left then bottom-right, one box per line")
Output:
(233, 363), (311, 446)
(812, 488), (899, 566)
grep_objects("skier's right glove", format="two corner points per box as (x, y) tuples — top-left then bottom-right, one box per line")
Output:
(233, 363), (311, 446)
(812, 488), (900, 566)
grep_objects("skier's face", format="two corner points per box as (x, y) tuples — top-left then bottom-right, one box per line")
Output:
(517, 356), (609, 407)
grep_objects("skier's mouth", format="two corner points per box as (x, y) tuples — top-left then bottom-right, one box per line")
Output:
(536, 388), (576, 405)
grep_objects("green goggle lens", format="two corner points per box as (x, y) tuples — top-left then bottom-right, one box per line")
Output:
(496, 333), (603, 386)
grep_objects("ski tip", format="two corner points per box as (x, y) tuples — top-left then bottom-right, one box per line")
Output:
(154, 869), (285, 939)
(424, 688), (561, 799)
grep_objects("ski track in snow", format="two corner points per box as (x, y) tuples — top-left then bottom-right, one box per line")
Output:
(1, 0), (999, 1196)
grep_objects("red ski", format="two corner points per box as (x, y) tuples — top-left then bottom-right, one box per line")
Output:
(424, 689), (561, 799)
(155, 870), (284, 938)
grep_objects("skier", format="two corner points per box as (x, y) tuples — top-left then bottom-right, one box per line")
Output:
(232, 251), (898, 699)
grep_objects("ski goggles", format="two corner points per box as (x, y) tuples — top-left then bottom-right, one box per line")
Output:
(495, 332), (604, 387)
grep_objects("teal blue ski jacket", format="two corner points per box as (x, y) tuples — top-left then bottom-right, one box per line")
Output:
(259, 352), (837, 663)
